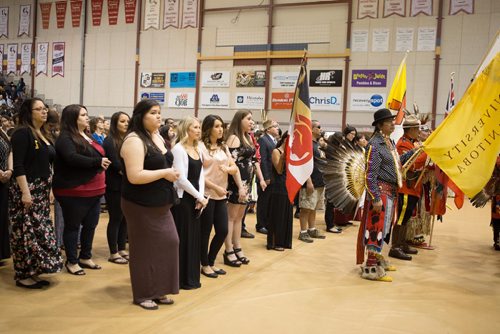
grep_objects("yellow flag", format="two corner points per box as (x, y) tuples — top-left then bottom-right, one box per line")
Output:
(423, 53), (500, 198)
(387, 54), (407, 124)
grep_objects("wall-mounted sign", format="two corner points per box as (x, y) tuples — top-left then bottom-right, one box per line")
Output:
(309, 70), (343, 87)
(235, 70), (266, 87)
(141, 91), (165, 104)
(271, 92), (294, 109)
(141, 72), (166, 88)
(351, 69), (387, 87)
(200, 92), (229, 109)
(271, 72), (299, 89)
(168, 92), (195, 109)
(201, 71), (230, 87)
(350, 93), (387, 111)
(170, 71), (196, 88)
(309, 93), (342, 111)
(234, 93), (265, 109)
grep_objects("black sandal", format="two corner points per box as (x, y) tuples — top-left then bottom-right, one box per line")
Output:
(79, 261), (102, 270)
(65, 262), (86, 276)
(154, 297), (174, 305)
(135, 300), (158, 310)
(233, 248), (250, 264)
(223, 251), (242, 267)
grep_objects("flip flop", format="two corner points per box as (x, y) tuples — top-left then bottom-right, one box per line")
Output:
(65, 262), (86, 276)
(79, 262), (102, 270)
(108, 257), (128, 265)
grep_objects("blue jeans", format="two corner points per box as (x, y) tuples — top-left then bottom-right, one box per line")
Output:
(57, 196), (101, 264)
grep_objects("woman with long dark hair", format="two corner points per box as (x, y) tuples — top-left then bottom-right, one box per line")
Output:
(53, 104), (110, 276)
(103, 111), (130, 264)
(9, 98), (63, 288)
(199, 114), (243, 277)
(224, 110), (266, 266)
(120, 99), (180, 310)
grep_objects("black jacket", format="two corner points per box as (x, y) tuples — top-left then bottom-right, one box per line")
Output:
(257, 134), (276, 182)
(102, 136), (123, 192)
(53, 131), (104, 189)
(11, 127), (53, 181)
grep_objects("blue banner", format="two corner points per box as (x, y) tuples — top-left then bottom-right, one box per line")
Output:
(170, 71), (196, 88)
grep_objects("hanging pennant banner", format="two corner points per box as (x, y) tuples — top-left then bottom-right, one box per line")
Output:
(182, 0), (198, 28)
(52, 42), (65, 77)
(40, 3), (52, 29)
(0, 7), (9, 38)
(383, 0), (406, 17)
(56, 1), (68, 29)
(108, 0), (120, 25)
(410, 0), (433, 16)
(20, 43), (32, 75)
(0, 45), (4, 74)
(164, 0), (180, 29)
(91, 0), (104, 26)
(18, 5), (31, 36)
(70, 1), (83, 27)
(7, 44), (18, 75)
(357, 0), (379, 19)
(449, 0), (474, 15)
(124, 0), (137, 24)
(36, 42), (49, 76)
(144, 0), (160, 30)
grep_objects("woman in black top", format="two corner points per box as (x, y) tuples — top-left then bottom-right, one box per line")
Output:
(53, 105), (111, 276)
(120, 99), (180, 310)
(9, 98), (63, 289)
(103, 111), (130, 264)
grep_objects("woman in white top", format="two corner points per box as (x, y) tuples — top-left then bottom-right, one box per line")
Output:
(171, 116), (208, 290)
(199, 115), (244, 277)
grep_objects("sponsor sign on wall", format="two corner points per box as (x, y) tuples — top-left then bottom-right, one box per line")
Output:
(351, 69), (387, 87)
(271, 72), (299, 89)
(141, 72), (166, 88)
(141, 91), (165, 104)
(200, 92), (230, 109)
(309, 70), (343, 87)
(201, 71), (230, 87)
(309, 93), (342, 111)
(271, 92), (294, 110)
(350, 93), (386, 111)
(234, 93), (265, 109)
(170, 71), (196, 88)
(235, 70), (266, 87)
(168, 92), (195, 109)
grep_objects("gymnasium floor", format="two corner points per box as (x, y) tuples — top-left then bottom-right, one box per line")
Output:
(0, 200), (499, 334)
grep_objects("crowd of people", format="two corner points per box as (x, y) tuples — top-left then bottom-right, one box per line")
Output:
(0, 96), (498, 310)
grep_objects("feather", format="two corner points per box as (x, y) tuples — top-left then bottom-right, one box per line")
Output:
(319, 135), (366, 215)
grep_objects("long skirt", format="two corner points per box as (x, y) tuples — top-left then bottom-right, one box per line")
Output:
(9, 177), (63, 280)
(266, 191), (293, 249)
(0, 182), (10, 260)
(122, 198), (179, 304)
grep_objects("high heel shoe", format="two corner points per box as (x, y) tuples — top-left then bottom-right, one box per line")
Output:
(223, 251), (242, 267)
(233, 248), (250, 264)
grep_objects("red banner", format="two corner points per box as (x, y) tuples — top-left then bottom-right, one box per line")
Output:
(55, 1), (67, 29)
(124, 0), (137, 24)
(107, 0), (120, 25)
(40, 2), (52, 29)
(271, 92), (294, 110)
(91, 0), (104, 26)
(70, 0), (83, 27)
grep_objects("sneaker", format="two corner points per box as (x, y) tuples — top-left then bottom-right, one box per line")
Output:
(326, 227), (342, 234)
(241, 229), (255, 239)
(298, 231), (314, 243)
(308, 229), (326, 239)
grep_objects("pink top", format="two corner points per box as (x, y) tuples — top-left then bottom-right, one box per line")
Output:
(201, 144), (231, 200)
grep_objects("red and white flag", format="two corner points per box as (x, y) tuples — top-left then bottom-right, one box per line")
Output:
(286, 59), (313, 203)
(445, 72), (455, 116)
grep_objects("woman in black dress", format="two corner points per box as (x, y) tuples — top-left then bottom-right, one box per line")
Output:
(266, 132), (293, 251)
(103, 111), (130, 264)
(224, 111), (266, 266)
(171, 116), (208, 289)
(120, 99), (180, 310)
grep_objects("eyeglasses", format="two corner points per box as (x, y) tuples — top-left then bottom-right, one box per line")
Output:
(32, 107), (48, 112)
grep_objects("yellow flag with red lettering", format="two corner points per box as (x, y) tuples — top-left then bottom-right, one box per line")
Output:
(423, 53), (500, 198)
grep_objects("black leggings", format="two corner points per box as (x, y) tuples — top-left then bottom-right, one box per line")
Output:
(105, 191), (127, 254)
(200, 199), (228, 266)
